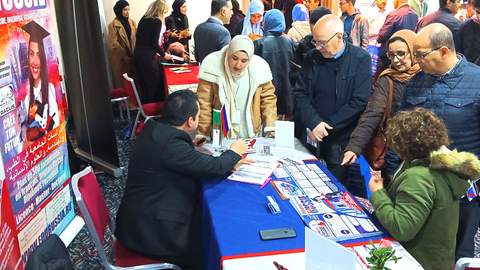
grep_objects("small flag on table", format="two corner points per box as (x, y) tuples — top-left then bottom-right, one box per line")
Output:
(221, 104), (230, 137)
(466, 179), (479, 201)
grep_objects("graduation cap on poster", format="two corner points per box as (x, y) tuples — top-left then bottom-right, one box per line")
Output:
(21, 20), (50, 43)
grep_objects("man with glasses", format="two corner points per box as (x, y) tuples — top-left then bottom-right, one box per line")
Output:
(456, 0), (480, 64)
(303, 0), (321, 11)
(416, 0), (461, 36)
(293, 15), (371, 194)
(403, 23), (480, 261)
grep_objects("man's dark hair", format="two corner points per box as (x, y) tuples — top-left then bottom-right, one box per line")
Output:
(231, 0), (240, 12)
(430, 27), (455, 51)
(211, 0), (229, 16)
(439, 0), (448, 8)
(309, 7), (331, 25)
(162, 90), (199, 126)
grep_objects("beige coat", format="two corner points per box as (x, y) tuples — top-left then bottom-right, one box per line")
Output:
(107, 18), (137, 88)
(197, 48), (277, 138)
(197, 80), (277, 137)
(287, 21), (311, 43)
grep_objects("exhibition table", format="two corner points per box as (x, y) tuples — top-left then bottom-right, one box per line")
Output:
(201, 140), (423, 270)
(162, 63), (199, 95)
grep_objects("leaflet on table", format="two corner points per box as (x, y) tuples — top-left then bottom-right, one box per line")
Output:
(227, 158), (277, 185)
(272, 163), (385, 242)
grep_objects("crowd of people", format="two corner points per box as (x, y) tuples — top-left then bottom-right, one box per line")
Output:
(104, 0), (480, 269)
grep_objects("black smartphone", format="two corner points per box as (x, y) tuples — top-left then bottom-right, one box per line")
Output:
(259, 228), (297, 241)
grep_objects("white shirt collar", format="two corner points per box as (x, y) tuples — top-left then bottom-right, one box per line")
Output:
(210, 16), (224, 25)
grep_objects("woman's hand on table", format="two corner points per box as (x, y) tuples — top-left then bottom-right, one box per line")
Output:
(265, 131), (275, 138)
(341, 151), (357, 166)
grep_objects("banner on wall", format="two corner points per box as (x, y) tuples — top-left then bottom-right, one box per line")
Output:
(0, 0), (74, 269)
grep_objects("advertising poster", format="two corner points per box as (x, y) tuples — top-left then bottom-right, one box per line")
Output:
(0, 0), (73, 268)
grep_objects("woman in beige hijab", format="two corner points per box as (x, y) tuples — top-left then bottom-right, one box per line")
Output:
(196, 35), (277, 140)
(342, 29), (421, 177)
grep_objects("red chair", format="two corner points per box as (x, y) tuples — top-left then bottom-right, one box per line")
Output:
(110, 88), (130, 121)
(123, 73), (164, 139)
(71, 166), (181, 270)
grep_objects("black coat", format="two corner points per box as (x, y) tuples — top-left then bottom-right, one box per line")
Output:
(293, 41), (372, 145)
(456, 20), (480, 64)
(134, 17), (166, 103)
(254, 34), (295, 114)
(193, 17), (231, 63)
(115, 119), (240, 259)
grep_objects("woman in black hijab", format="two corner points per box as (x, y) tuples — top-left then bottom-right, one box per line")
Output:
(164, 0), (191, 56)
(107, 0), (137, 87)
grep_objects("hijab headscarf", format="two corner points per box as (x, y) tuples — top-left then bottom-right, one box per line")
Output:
(263, 9), (286, 36)
(171, 0), (189, 29)
(223, 35), (255, 137)
(292, 4), (309, 22)
(379, 29), (421, 83)
(113, 0), (132, 41)
(242, 0), (264, 36)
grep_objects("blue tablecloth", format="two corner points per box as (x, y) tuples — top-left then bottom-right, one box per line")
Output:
(202, 160), (385, 270)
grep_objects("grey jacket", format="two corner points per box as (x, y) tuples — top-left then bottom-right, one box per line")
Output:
(341, 11), (369, 49)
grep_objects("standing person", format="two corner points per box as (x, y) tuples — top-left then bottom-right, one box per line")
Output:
(274, 0), (297, 29)
(193, 0), (233, 63)
(368, 0), (388, 45)
(404, 23), (480, 261)
(134, 0), (172, 103)
(339, 0), (370, 49)
(287, 4), (311, 42)
(416, 0), (461, 36)
(291, 7), (331, 68)
(107, 0), (137, 88)
(196, 35), (277, 140)
(369, 108), (480, 270)
(376, 0), (418, 75)
(303, 0), (320, 11)
(255, 9), (295, 117)
(455, 0), (480, 64)
(342, 30), (421, 178)
(236, 0), (265, 40)
(224, 0), (245, 38)
(21, 20), (60, 145)
(409, 0), (428, 18)
(115, 90), (251, 270)
(293, 15), (371, 188)
(164, 0), (191, 56)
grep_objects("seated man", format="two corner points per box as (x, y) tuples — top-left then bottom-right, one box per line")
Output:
(115, 90), (250, 269)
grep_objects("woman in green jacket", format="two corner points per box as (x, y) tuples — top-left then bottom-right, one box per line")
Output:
(369, 108), (480, 270)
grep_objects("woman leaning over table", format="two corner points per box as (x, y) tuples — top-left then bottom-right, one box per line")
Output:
(341, 30), (420, 178)
(369, 108), (480, 270)
(196, 35), (277, 140)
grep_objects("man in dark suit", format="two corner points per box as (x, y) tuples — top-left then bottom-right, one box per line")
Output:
(194, 0), (233, 63)
(115, 90), (249, 269)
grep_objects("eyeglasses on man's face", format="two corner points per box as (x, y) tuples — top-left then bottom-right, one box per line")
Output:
(387, 50), (409, 61)
(311, 33), (338, 48)
(413, 47), (442, 60)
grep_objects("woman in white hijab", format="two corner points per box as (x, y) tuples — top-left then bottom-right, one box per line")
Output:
(237, 0), (264, 40)
(196, 35), (277, 139)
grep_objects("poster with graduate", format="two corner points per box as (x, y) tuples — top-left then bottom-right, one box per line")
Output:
(0, 0), (74, 268)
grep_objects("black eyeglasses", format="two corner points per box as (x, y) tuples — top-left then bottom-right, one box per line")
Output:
(387, 50), (409, 61)
(413, 47), (442, 59)
(311, 33), (338, 48)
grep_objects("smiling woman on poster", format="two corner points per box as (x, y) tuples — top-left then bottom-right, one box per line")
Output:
(20, 20), (59, 145)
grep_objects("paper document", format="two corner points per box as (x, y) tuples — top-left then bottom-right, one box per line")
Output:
(228, 158), (277, 185)
(275, 120), (295, 148)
